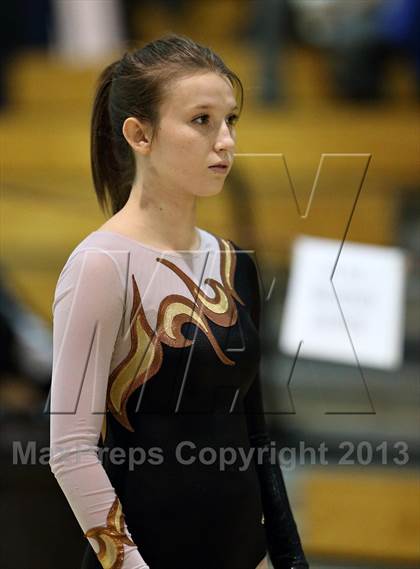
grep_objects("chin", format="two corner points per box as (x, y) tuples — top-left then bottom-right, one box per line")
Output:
(197, 183), (225, 198)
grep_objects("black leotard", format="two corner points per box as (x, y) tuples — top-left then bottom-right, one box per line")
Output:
(49, 227), (308, 569)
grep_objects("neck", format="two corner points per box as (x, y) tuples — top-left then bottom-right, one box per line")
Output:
(116, 180), (200, 251)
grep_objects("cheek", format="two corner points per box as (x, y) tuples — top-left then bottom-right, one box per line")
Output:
(153, 124), (208, 178)
(168, 133), (205, 169)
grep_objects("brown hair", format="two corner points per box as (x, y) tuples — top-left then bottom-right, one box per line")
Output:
(90, 32), (244, 216)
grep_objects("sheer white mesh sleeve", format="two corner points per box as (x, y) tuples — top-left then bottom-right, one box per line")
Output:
(49, 248), (150, 569)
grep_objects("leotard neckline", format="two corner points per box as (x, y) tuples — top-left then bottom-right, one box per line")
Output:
(92, 227), (210, 258)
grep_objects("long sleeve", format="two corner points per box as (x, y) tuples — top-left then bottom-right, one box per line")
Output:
(243, 252), (309, 569)
(49, 248), (150, 569)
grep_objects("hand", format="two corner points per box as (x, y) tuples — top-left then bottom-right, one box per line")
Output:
(255, 554), (269, 569)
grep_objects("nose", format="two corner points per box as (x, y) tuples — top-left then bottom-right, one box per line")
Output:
(214, 121), (235, 154)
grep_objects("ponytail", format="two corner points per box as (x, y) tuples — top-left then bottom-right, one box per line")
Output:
(90, 60), (135, 216)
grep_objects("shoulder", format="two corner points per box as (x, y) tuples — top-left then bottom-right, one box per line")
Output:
(53, 233), (126, 305)
(59, 232), (126, 277)
(201, 228), (261, 280)
(202, 228), (256, 265)
(213, 235), (262, 302)
(226, 237), (260, 280)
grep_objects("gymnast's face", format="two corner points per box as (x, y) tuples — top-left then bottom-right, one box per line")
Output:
(124, 71), (238, 197)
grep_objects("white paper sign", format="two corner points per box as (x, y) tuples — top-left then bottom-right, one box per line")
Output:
(279, 235), (406, 369)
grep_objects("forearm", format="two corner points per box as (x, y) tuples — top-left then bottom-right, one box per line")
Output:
(50, 445), (150, 569)
(250, 431), (309, 569)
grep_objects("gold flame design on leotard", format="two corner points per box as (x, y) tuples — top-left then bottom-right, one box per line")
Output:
(84, 496), (135, 569)
(106, 237), (244, 431)
(100, 413), (107, 444)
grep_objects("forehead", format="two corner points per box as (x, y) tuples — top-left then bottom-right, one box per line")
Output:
(163, 72), (237, 113)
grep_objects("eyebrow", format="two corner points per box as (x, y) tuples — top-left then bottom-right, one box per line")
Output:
(190, 103), (239, 111)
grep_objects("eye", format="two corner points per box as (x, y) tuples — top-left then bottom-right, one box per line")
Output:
(227, 113), (239, 126)
(193, 113), (240, 126)
(193, 114), (210, 125)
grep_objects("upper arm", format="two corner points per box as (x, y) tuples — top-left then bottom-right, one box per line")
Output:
(229, 239), (262, 330)
(229, 242), (267, 441)
(50, 248), (125, 467)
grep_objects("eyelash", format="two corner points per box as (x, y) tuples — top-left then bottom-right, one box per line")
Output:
(193, 113), (239, 126)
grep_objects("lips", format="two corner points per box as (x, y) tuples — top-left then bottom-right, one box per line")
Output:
(211, 161), (229, 167)
(209, 165), (228, 173)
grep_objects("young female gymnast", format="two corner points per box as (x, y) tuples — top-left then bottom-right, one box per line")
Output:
(49, 33), (309, 569)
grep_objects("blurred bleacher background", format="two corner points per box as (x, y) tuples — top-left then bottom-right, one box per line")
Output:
(0, 1), (419, 568)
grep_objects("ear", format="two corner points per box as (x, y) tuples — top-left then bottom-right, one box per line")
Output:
(122, 117), (152, 155)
